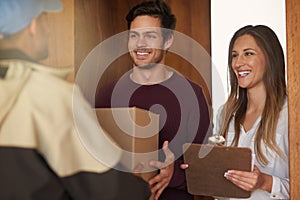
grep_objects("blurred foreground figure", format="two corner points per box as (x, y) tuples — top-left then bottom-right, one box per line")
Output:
(0, 0), (151, 199)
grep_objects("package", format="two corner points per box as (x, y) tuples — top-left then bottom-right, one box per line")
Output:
(95, 107), (159, 181)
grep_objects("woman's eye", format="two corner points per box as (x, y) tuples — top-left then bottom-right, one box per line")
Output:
(232, 53), (238, 58)
(245, 52), (254, 56)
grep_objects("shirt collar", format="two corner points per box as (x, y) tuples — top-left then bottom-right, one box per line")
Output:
(0, 49), (73, 79)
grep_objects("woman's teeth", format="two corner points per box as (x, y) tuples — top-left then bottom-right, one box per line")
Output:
(238, 71), (250, 77)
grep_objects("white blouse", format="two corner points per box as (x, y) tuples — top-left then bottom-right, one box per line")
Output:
(215, 99), (289, 200)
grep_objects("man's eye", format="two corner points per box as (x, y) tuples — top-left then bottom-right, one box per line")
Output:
(145, 34), (156, 39)
(129, 34), (137, 39)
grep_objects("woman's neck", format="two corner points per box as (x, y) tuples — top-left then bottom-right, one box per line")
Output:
(246, 86), (266, 114)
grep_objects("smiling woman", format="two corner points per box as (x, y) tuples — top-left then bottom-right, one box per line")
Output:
(231, 34), (267, 95)
(216, 25), (289, 200)
(210, 0), (286, 136)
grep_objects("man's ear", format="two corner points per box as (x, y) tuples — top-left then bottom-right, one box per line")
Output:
(163, 34), (174, 50)
(28, 18), (38, 36)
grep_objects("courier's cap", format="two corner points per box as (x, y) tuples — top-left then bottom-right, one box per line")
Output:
(0, 0), (62, 38)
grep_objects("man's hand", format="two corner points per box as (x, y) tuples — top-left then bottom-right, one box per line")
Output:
(148, 141), (175, 200)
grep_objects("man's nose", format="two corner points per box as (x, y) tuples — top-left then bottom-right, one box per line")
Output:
(136, 36), (147, 48)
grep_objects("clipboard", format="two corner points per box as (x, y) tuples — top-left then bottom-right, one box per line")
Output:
(183, 143), (252, 198)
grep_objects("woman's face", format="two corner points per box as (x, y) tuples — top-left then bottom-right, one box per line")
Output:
(231, 34), (267, 90)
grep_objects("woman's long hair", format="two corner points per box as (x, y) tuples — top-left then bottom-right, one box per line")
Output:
(219, 25), (286, 166)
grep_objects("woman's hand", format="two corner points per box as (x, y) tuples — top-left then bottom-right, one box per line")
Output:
(148, 141), (175, 200)
(224, 165), (273, 192)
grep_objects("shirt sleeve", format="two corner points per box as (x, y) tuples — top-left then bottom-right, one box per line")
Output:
(269, 103), (289, 199)
(270, 176), (289, 199)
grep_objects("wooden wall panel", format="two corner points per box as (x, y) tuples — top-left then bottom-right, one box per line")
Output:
(41, 0), (74, 82)
(286, 0), (300, 199)
(164, 0), (211, 105)
(42, 0), (74, 68)
(75, 0), (133, 94)
(75, 0), (134, 70)
(75, 0), (102, 70)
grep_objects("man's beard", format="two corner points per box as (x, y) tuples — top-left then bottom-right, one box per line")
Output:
(134, 62), (158, 69)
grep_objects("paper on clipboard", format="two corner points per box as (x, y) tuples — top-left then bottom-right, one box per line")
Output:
(183, 143), (252, 198)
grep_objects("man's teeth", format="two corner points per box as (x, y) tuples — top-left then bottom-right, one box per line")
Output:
(238, 71), (251, 77)
(137, 52), (149, 55)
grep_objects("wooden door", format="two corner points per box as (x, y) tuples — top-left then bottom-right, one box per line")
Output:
(286, 0), (300, 199)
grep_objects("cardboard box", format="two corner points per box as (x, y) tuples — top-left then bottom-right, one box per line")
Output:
(95, 107), (159, 181)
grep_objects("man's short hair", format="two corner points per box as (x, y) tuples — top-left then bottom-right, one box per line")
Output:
(126, 0), (176, 40)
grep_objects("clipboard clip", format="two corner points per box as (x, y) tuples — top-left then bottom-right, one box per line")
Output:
(208, 134), (226, 146)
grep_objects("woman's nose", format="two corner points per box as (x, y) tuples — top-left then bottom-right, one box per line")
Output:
(234, 56), (245, 68)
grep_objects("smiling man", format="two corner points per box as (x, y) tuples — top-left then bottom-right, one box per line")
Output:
(95, 1), (211, 199)
(128, 15), (172, 75)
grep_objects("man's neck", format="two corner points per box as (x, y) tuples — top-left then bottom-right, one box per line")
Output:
(130, 64), (173, 85)
(0, 49), (36, 63)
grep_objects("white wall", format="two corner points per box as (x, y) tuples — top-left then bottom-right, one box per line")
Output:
(211, 0), (286, 132)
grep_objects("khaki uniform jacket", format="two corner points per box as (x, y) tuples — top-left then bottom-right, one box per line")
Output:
(0, 52), (150, 199)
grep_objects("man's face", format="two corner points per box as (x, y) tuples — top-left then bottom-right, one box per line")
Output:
(128, 15), (166, 68)
(34, 13), (50, 61)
